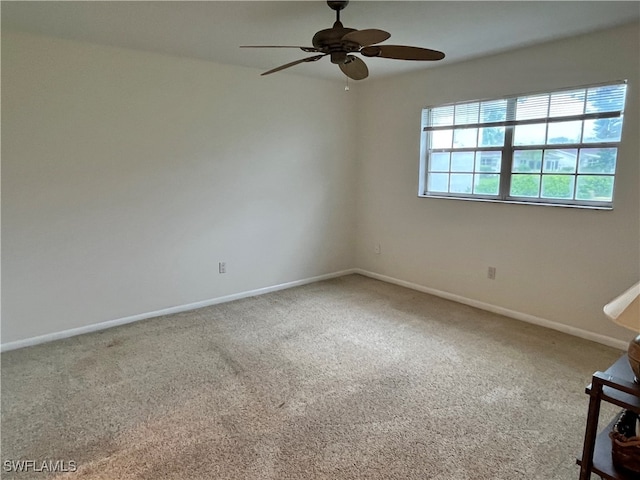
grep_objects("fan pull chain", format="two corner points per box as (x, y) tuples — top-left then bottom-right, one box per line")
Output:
(344, 76), (350, 92)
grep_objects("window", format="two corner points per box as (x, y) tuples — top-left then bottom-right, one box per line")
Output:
(419, 81), (627, 208)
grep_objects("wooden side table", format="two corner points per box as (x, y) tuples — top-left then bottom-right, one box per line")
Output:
(577, 354), (640, 479)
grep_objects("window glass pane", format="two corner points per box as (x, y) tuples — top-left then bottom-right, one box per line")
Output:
(541, 175), (575, 199)
(450, 174), (474, 194)
(431, 129), (453, 149)
(543, 149), (577, 173)
(549, 89), (585, 117)
(480, 100), (507, 123)
(583, 118), (623, 143)
(473, 174), (499, 195)
(428, 173), (449, 193)
(430, 106), (454, 126)
(451, 152), (475, 172)
(578, 148), (617, 174)
(453, 128), (478, 148)
(429, 152), (450, 172)
(516, 94), (549, 120)
(455, 103), (479, 125)
(512, 150), (542, 173)
(576, 176), (614, 201)
(476, 151), (501, 173)
(510, 174), (541, 197)
(514, 123), (547, 145)
(479, 127), (505, 147)
(547, 120), (582, 144)
(586, 84), (627, 114)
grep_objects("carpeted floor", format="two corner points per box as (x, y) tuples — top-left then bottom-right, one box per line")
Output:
(1, 274), (623, 479)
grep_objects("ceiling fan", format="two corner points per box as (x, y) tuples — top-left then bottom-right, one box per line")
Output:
(241, 0), (445, 80)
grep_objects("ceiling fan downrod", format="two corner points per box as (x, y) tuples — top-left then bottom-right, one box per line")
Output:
(327, 1), (349, 24)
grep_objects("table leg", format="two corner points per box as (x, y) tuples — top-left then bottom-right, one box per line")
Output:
(579, 380), (603, 480)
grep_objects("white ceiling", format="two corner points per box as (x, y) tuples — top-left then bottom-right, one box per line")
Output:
(3, 1), (639, 82)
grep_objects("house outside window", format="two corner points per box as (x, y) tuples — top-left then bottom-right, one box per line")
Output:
(419, 81), (627, 208)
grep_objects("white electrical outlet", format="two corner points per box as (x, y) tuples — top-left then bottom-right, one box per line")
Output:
(487, 266), (496, 280)
(219, 262), (226, 274)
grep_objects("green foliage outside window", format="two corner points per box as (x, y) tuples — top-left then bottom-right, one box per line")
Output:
(474, 175), (499, 195)
(577, 176), (614, 200)
(541, 175), (572, 198)
(510, 175), (539, 197)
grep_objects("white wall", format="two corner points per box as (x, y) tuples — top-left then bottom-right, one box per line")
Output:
(355, 22), (640, 344)
(4, 23), (639, 349)
(2, 32), (357, 344)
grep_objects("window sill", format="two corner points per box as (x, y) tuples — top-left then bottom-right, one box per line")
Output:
(418, 193), (613, 210)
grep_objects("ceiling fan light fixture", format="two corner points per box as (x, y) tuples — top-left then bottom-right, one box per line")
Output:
(330, 51), (348, 64)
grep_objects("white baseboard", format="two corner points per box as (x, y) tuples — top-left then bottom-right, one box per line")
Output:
(0, 269), (357, 352)
(2, 267), (626, 353)
(353, 269), (628, 351)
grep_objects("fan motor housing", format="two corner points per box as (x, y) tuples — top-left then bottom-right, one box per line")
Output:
(312, 22), (360, 64)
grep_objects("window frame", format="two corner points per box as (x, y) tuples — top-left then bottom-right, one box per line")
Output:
(418, 81), (627, 209)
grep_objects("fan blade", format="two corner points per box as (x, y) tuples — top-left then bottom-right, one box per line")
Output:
(361, 45), (445, 61)
(261, 54), (326, 76)
(341, 29), (391, 47)
(339, 55), (369, 81)
(241, 45), (319, 53)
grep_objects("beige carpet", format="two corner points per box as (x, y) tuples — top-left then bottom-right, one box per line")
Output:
(1, 274), (622, 479)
